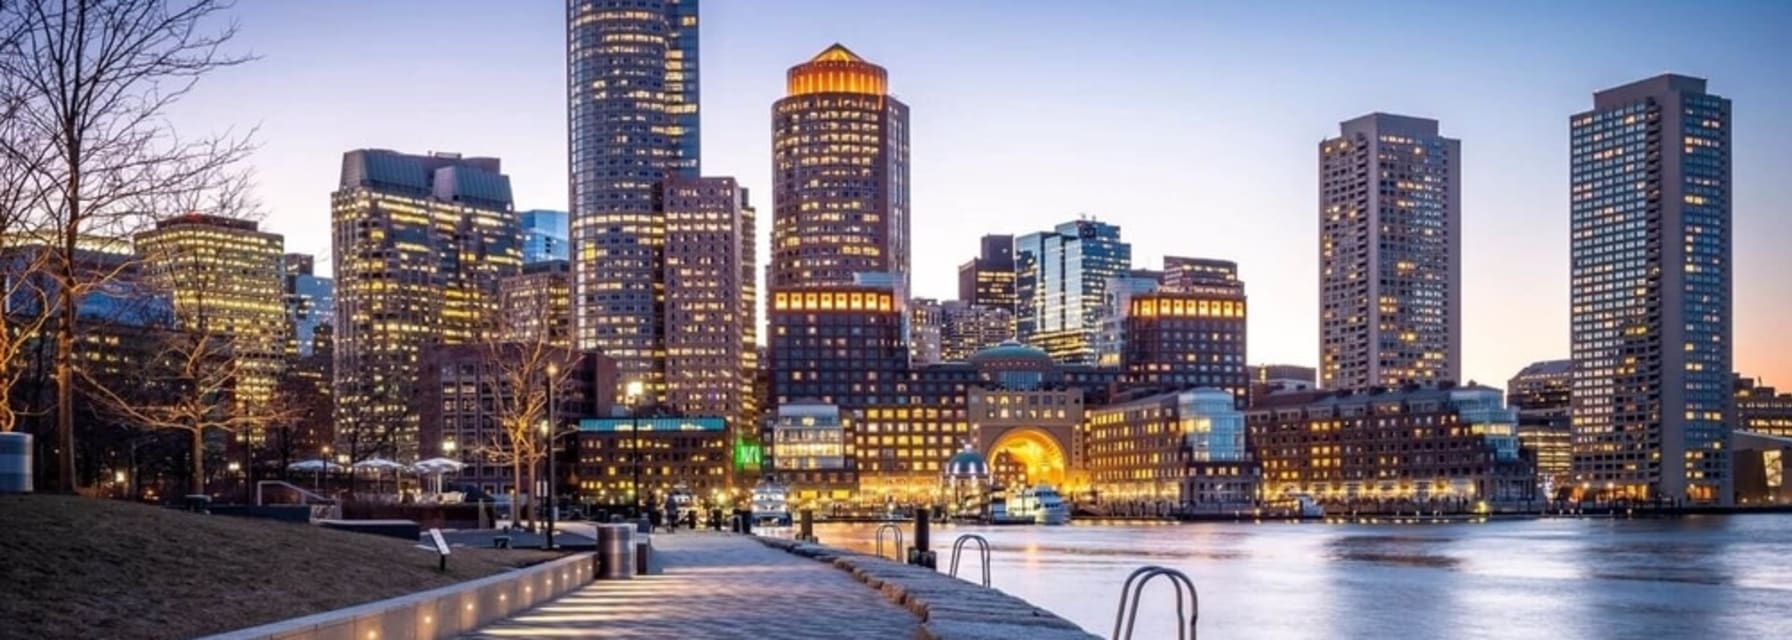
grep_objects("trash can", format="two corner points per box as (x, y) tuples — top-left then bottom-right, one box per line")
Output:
(595, 524), (635, 579)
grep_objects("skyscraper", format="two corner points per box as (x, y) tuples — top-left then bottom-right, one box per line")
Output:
(958, 234), (1016, 310)
(566, 0), (700, 399)
(1318, 113), (1461, 392)
(282, 253), (334, 359)
(500, 260), (572, 349)
(1569, 74), (1731, 504)
(1015, 219), (1131, 364)
(332, 149), (520, 461)
(519, 209), (570, 265)
(663, 176), (756, 431)
(770, 44), (911, 292)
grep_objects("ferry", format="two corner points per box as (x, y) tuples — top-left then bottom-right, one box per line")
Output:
(750, 479), (793, 526)
(1268, 491), (1326, 519)
(994, 485), (1071, 525)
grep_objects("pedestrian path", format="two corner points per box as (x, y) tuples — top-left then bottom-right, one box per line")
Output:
(461, 532), (920, 639)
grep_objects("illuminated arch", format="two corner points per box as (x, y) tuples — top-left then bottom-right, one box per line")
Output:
(987, 427), (1069, 488)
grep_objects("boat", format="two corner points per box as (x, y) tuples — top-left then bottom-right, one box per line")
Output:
(750, 479), (792, 526)
(1268, 491), (1326, 519)
(667, 484), (695, 522)
(1001, 484), (1071, 525)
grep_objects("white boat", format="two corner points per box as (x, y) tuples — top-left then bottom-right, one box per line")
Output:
(1004, 484), (1071, 525)
(1272, 491), (1326, 519)
(668, 484), (695, 522)
(750, 480), (792, 526)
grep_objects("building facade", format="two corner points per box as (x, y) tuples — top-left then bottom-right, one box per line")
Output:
(500, 260), (573, 349)
(1736, 376), (1792, 438)
(519, 209), (569, 265)
(415, 344), (606, 495)
(662, 176), (756, 431)
(566, 0), (700, 398)
(1086, 388), (1258, 511)
(1569, 74), (1732, 504)
(958, 234), (1017, 321)
(938, 300), (1012, 363)
(281, 253), (334, 359)
(1016, 219), (1132, 364)
(1509, 359), (1573, 492)
(573, 416), (730, 506)
(331, 149), (521, 461)
(770, 402), (856, 501)
(769, 44), (910, 292)
(1319, 113), (1461, 392)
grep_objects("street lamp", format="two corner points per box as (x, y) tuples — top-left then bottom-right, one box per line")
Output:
(545, 362), (559, 550)
(624, 380), (645, 512)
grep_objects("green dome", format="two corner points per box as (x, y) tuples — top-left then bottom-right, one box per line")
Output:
(944, 449), (989, 478)
(969, 339), (1051, 365)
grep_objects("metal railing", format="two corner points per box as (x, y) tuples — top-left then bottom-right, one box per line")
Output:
(948, 534), (991, 587)
(1112, 565), (1199, 640)
(874, 523), (904, 561)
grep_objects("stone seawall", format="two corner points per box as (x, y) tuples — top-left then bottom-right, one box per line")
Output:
(756, 537), (1101, 640)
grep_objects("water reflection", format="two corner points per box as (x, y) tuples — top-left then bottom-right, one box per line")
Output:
(812, 515), (1792, 639)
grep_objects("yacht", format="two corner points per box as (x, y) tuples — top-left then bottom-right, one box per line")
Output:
(750, 479), (792, 526)
(1003, 485), (1071, 525)
(1270, 491), (1326, 519)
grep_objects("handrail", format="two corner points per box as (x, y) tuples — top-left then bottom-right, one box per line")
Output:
(1112, 565), (1199, 640)
(948, 534), (992, 587)
(874, 523), (904, 561)
(255, 480), (336, 506)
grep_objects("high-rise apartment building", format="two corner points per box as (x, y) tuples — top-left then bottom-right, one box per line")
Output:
(938, 300), (1013, 363)
(282, 253), (334, 359)
(331, 149), (520, 461)
(566, 0), (700, 399)
(770, 44), (910, 292)
(1319, 113), (1461, 392)
(958, 234), (1016, 311)
(135, 214), (288, 410)
(1569, 74), (1732, 504)
(663, 176), (756, 430)
(1735, 376), (1792, 438)
(909, 298), (945, 365)
(519, 209), (570, 265)
(1015, 219), (1131, 364)
(500, 260), (573, 349)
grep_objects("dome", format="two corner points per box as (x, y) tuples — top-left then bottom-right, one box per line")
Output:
(943, 448), (990, 479)
(969, 339), (1053, 366)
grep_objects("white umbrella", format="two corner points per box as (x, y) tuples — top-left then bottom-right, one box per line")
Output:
(288, 459), (343, 472)
(353, 458), (406, 497)
(414, 458), (466, 496)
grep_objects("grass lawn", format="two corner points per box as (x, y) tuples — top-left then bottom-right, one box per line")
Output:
(0, 494), (561, 639)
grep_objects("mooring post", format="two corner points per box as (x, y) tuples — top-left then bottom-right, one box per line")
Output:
(908, 508), (936, 568)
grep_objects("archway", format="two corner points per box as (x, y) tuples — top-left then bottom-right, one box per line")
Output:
(987, 427), (1068, 489)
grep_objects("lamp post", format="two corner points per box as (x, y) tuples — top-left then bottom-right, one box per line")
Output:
(545, 362), (559, 549)
(624, 380), (645, 512)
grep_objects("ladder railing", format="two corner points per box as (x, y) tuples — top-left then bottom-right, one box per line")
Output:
(874, 523), (904, 561)
(1112, 565), (1199, 640)
(948, 534), (992, 587)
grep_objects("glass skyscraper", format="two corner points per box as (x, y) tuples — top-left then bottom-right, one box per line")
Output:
(1569, 74), (1732, 504)
(282, 253), (334, 358)
(1015, 219), (1131, 364)
(519, 209), (569, 264)
(1318, 113), (1461, 392)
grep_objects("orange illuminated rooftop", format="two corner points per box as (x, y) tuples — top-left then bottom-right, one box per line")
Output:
(786, 43), (888, 96)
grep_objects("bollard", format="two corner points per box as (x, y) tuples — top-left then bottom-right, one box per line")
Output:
(710, 508), (723, 531)
(798, 508), (817, 543)
(742, 508), (754, 535)
(907, 508), (936, 569)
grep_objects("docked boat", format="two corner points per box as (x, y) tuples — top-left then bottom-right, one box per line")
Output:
(750, 479), (792, 526)
(999, 484), (1071, 525)
(1269, 491), (1326, 519)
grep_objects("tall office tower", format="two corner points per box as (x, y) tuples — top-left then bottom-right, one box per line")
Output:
(909, 298), (945, 365)
(135, 214), (288, 411)
(1015, 219), (1131, 364)
(1095, 259), (1248, 400)
(500, 260), (573, 349)
(281, 253), (334, 359)
(1318, 113), (1461, 392)
(938, 300), (1012, 363)
(957, 234), (1017, 309)
(566, 0), (700, 399)
(519, 209), (570, 264)
(770, 44), (911, 292)
(663, 176), (756, 430)
(332, 149), (521, 461)
(1570, 75), (1732, 504)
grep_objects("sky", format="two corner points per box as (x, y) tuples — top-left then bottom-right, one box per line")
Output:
(169, 0), (1792, 391)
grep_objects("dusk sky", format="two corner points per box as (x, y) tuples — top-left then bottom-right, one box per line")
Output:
(169, 0), (1792, 390)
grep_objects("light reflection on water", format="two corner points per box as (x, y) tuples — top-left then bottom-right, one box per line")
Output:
(813, 515), (1792, 639)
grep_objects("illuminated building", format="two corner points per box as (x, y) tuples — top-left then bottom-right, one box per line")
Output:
(965, 342), (1084, 492)
(1086, 388), (1258, 511)
(415, 345), (607, 496)
(1249, 385), (1533, 506)
(957, 234), (1017, 336)
(938, 300), (1012, 363)
(1319, 113), (1461, 391)
(574, 416), (730, 504)
(498, 260), (572, 349)
(1016, 219), (1132, 364)
(1093, 258), (1248, 401)
(135, 214), (288, 413)
(1736, 376), (1792, 438)
(663, 176), (757, 435)
(332, 149), (521, 461)
(519, 209), (569, 264)
(909, 298), (945, 365)
(1249, 364), (1316, 405)
(770, 402), (856, 501)
(567, 0), (699, 398)
(770, 44), (910, 291)
(1570, 75), (1732, 504)
(282, 253), (333, 359)
(1508, 359), (1573, 490)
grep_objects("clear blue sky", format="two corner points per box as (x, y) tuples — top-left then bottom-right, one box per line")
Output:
(171, 0), (1792, 389)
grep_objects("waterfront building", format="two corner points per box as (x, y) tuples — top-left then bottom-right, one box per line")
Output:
(1250, 364), (1317, 405)
(1733, 431), (1791, 505)
(1569, 75), (1732, 504)
(938, 300), (1012, 363)
(662, 176), (757, 433)
(770, 44), (910, 292)
(1016, 219), (1132, 364)
(567, 0), (699, 398)
(499, 260), (572, 349)
(1093, 258), (1248, 400)
(1735, 376), (1792, 438)
(1509, 360), (1573, 491)
(958, 234), (1017, 331)
(135, 214), (288, 412)
(281, 253), (333, 359)
(770, 401), (856, 501)
(1086, 388), (1258, 511)
(331, 149), (521, 461)
(573, 415), (730, 505)
(1319, 113), (1461, 392)
(965, 342), (1086, 491)
(519, 209), (569, 264)
(415, 344), (605, 496)
(1249, 385), (1533, 506)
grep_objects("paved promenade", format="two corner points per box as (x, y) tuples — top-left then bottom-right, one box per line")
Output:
(461, 532), (920, 639)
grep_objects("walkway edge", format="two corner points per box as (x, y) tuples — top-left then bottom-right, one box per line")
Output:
(755, 536), (1100, 640)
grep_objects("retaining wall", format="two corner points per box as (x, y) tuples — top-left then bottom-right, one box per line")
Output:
(197, 552), (595, 640)
(757, 537), (1100, 640)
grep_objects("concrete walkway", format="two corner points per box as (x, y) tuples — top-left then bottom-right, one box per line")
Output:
(460, 532), (920, 639)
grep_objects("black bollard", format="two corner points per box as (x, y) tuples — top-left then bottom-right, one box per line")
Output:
(709, 507), (722, 531)
(798, 508), (817, 543)
(742, 508), (754, 535)
(907, 508), (936, 569)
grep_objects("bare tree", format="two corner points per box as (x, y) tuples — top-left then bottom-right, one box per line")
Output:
(481, 336), (578, 526)
(0, 0), (255, 492)
(0, 90), (57, 434)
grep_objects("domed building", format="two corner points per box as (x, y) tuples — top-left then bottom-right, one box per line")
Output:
(964, 340), (1087, 493)
(970, 339), (1061, 390)
(941, 445), (991, 518)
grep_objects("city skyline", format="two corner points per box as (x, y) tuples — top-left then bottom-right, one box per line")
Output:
(165, 0), (1792, 389)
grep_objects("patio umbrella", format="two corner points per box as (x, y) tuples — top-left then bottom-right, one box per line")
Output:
(287, 458), (344, 489)
(413, 458), (465, 495)
(353, 458), (405, 495)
